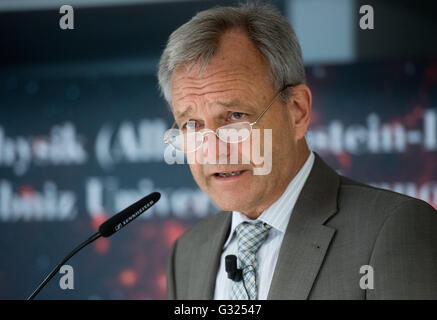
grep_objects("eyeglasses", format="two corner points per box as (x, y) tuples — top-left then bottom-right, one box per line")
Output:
(164, 84), (293, 153)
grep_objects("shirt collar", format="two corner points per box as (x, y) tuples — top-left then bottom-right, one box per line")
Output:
(223, 151), (315, 248)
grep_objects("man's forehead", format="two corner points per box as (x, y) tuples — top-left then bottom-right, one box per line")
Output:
(173, 98), (248, 119)
(170, 31), (269, 93)
(173, 29), (265, 75)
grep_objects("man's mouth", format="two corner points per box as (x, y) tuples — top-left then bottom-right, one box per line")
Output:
(214, 170), (244, 178)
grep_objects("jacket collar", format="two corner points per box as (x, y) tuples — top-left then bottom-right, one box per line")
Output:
(190, 152), (340, 299)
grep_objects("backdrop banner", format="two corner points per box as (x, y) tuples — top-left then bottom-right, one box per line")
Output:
(0, 59), (436, 299)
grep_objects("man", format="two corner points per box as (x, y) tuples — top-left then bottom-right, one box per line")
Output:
(157, 3), (437, 299)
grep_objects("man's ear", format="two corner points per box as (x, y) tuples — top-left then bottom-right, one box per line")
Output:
(286, 84), (312, 141)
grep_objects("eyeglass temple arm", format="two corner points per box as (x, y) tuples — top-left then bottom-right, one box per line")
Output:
(164, 121), (177, 143)
(250, 84), (293, 126)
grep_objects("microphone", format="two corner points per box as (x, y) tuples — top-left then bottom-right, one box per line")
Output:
(98, 191), (160, 237)
(225, 255), (242, 282)
(27, 192), (161, 300)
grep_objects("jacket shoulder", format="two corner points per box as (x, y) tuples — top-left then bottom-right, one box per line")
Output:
(337, 175), (436, 219)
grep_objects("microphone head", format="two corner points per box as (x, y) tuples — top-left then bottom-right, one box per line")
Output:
(225, 255), (238, 273)
(225, 255), (242, 281)
(98, 192), (160, 238)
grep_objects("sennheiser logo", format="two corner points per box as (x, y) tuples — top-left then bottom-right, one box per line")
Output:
(114, 223), (122, 231)
(121, 200), (154, 227)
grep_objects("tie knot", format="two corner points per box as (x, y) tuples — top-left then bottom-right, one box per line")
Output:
(236, 222), (271, 253)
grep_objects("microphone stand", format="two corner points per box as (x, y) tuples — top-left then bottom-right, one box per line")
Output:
(27, 232), (101, 300)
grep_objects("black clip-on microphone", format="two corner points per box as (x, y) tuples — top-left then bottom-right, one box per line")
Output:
(27, 192), (161, 300)
(225, 255), (243, 282)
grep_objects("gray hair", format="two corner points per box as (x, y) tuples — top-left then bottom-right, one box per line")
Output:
(157, 2), (306, 106)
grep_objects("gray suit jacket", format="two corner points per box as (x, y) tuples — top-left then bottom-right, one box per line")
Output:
(167, 153), (437, 299)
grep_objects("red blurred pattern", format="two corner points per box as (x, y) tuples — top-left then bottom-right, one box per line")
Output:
(163, 220), (188, 248)
(91, 212), (107, 230)
(404, 105), (424, 127)
(156, 270), (167, 297)
(90, 212), (110, 254)
(119, 269), (138, 288)
(336, 152), (351, 169)
(20, 185), (35, 198)
(94, 237), (109, 254)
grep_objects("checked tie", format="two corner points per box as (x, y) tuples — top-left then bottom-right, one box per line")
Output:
(230, 221), (272, 300)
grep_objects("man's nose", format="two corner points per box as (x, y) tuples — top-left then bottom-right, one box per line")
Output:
(201, 132), (229, 163)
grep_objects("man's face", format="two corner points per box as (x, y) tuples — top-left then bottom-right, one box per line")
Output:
(170, 29), (309, 218)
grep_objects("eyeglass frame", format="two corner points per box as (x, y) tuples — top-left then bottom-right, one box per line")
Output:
(164, 84), (294, 152)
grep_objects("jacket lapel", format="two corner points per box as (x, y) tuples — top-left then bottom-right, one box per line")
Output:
(267, 153), (340, 299)
(188, 211), (232, 299)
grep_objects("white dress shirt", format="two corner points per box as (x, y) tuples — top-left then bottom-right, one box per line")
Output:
(213, 151), (315, 300)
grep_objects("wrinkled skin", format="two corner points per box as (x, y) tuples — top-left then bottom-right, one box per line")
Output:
(171, 28), (312, 219)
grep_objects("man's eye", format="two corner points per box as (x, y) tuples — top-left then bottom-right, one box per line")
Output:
(230, 112), (247, 121)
